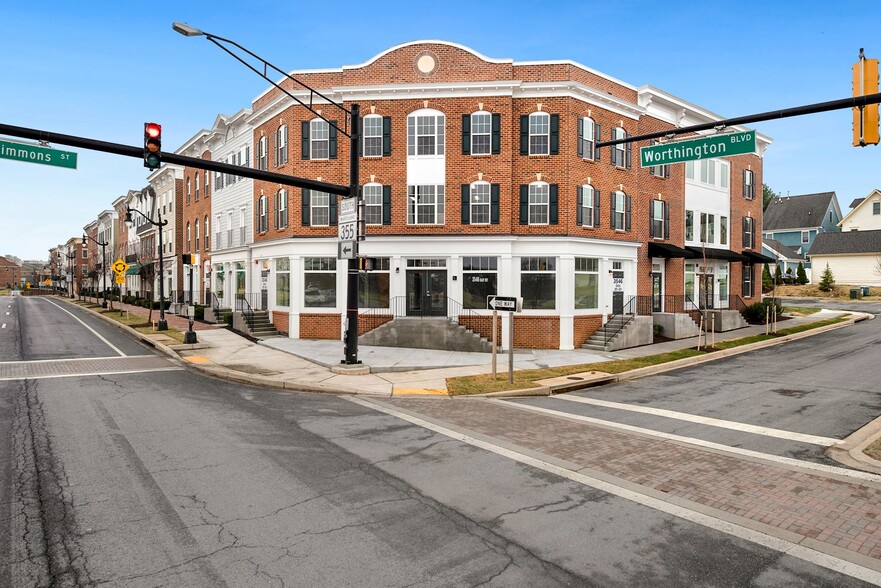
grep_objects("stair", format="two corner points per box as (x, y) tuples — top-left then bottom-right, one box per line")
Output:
(581, 315), (631, 352)
(359, 317), (494, 352)
(245, 310), (280, 339)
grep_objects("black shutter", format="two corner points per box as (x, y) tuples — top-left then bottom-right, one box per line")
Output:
(461, 184), (470, 224)
(664, 201), (670, 240)
(742, 217), (748, 248)
(519, 115), (529, 155)
(610, 193), (616, 229)
(462, 115), (471, 155)
(664, 163), (670, 179)
(329, 195), (337, 225)
(743, 170), (748, 198)
(594, 189), (601, 227)
(751, 219), (756, 249)
(595, 123), (601, 161)
(491, 114), (501, 154)
(301, 122), (310, 160)
(577, 118), (584, 158)
(625, 132), (632, 169)
(649, 200), (655, 238)
(549, 184), (558, 224)
(490, 184), (500, 224)
(576, 186), (584, 226)
(382, 116), (392, 156)
(382, 185), (391, 225)
(550, 114), (559, 155)
(273, 193), (278, 230)
(329, 121), (338, 159)
(358, 117), (363, 157)
(625, 195), (632, 231)
(519, 185), (529, 224)
(302, 189), (310, 226)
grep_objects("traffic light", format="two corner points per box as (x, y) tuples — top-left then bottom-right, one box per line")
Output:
(853, 49), (880, 146)
(358, 257), (376, 271)
(144, 122), (162, 168)
(181, 253), (194, 265)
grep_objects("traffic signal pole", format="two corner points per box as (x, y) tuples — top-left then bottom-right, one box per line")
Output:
(344, 105), (361, 365)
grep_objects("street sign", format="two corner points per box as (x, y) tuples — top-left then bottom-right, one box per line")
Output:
(639, 131), (756, 167)
(338, 197), (357, 242)
(115, 275), (125, 285)
(43, 279), (51, 286)
(112, 258), (129, 275)
(487, 295), (522, 312)
(338, 241), (356, 260)
(0, 139), (77, 169)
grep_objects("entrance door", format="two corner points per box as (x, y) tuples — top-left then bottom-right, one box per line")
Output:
(260, 270), (269, 309)
(651, 273), (662, 312)
(611, 270), (624, 314)
(700, 274), (715, 310)
(406, 270), (447, 316)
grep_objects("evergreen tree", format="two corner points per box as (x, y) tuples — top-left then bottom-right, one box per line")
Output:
(774, 264), (783, 285)
(818, 263), (835, 292)
(762, 264), (774, 292)
(796, 262), (808, 285)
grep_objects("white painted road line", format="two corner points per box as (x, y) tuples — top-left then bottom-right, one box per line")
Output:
(349, 397), (881, 586)
(0, 356), (147, 366)
(494, 400), (881, 483)
(1, 324), (5, 329)
(0, 367), (184, 382)
(42, 298), (126, 357)
(557, 394), (841, 447)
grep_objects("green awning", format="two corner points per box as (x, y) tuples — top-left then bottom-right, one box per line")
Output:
(125, 263), (142, 276)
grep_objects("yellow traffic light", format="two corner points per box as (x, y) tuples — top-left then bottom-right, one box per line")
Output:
(853, 48), (880, 146)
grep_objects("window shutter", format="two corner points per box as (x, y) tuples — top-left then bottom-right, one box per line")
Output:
(550, 114), (559, 154)
(302, 189), (310, 226)
(751, 219), (756, 249)
(382, 116), (392, 156)
(625, 132), (632, 169)
(461, 184), (470, 224)
(519, 115), (529, 155)
(329, 121), (338, 159)
(491, 114), (501, 155)
(625, 195), (632, 231)
(245, 146), (251, 168)
(358, 117), (364, 157)
(577, 118), (584, 158)
(595, 123), (601, 161)
(283, 191), (289, 228)
(461, 115), (471, 155)
(382, 185), (391, 225)
(742, 217), (748, 248)
(610, 193), (616, 229)
(664, 201), (670, 240)
(549, 184), (558, 224)
(519, 185), (529, 224)
(664, 164), (670, 179)
(593, 189), (601, 227)
(273, 194), (278, 230)
(649, 200), (655, 238)
(490, 184), (500, 224)
(274, 129), (279, 166)
(301, 122), (310, 160)
(329, 195), (337, 225)
(576, 186), (584, 226)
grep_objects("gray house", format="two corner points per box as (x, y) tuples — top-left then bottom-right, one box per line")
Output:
(763, 192), (843, 268)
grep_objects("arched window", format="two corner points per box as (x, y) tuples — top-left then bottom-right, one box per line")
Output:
(470, 111), (491, 155)
(363, 183), (384, 225)
(275, 124), (288, 166)
(469, 181), (491, 224)
(186, 178), (191, 204)
(204, 215), (210, 249)
(528, 181), (549, 224)
(578, 184), (598, 227)
(579, 117), (597, 160)
(195, 174), (200, 200)
(529, 112), (550, 155)
(407, 109), (445, 156)
(186, 222), (191, 252)
(194, 219), (200, 251)
(611, 190), (631, 231)
(363, 114), (383, 157)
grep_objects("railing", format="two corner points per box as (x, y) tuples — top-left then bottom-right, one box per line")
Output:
(635, 295), (654, 316)
(357, 296), (485, 333)
(212, 292), (222, 312)
(237, 294), (255, 331)
(730, 294), (748, 320)
(603, 295), (637, 345)
(235, 292), (264, 311)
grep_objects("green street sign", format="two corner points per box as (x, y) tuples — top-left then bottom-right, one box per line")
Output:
(640, 131), (755, 167)
(0, 139), (77, 169)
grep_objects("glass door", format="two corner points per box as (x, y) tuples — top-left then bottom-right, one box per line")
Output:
(406, 270), (447, 316)
(651, 273), (662, 313)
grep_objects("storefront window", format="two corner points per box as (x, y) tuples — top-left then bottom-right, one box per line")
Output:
(276, 257), (290, 307)
(521, 257), (556, 309)
(685, 263), (695, 303)
(358, 258), (390, 308)
(574, 257), (599, 309)
(462, 256), (497, 309)
(214, 264), (224, 299)
(304, 257), (336, 308)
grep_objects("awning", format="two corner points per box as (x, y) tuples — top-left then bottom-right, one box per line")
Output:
(742, 251), (776, 264)
(125, 263), (141, 276)
(684, 246), (750, 262)
(648, 242), (695, 259)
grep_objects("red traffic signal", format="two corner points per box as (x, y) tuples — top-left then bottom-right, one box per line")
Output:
(144, 122), (162, 169)
(358, 257), (376, 271)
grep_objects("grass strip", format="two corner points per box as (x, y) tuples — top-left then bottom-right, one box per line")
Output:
(864, 438), (881, 461)
(783, 306), (821, 315)
(134, 326), (185, 344)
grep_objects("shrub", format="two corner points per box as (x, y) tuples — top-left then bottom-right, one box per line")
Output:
(762, 264), (774, 293)
(223, 312), (233, 326)
(796, 262), (808, 285)
(743, 300), (781, 324)
(194, 304), (205, 320)
(818, 263), (835, 291)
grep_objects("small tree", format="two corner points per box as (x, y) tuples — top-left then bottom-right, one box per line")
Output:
(818, 263), (835, 292)
(762, 264), (774, 292)
(796, 261), (808, 285)
(774, 264), (783, 285)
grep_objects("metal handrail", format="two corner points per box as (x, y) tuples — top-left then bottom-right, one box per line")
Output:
(603, 295), (637, 345)
(236, 294), (255, 330)
(212, 292), (222, 312)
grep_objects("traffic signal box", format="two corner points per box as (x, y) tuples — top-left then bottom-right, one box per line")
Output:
(853, 51), (880, 146)
(144, 122), (162, 168)
(358, 257), (376, 271)
(181, 253), (194, 265)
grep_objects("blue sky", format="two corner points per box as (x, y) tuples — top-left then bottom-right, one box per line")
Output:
(1, 1), (879, 260)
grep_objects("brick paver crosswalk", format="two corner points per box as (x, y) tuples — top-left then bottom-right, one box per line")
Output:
(389, 398), (881, 561)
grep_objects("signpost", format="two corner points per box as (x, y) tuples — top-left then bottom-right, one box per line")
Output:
(487, 295), (523, 383)
(112, 258), (130, 275)
(0, 139), (77, 169)
(639, 131), (755, 168)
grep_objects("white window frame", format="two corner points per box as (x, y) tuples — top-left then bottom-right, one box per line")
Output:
(310, 191), (330, 226)
(720, 216), (728, 246)
(581, 184), (595, 225)
(528, 182), (549, 225)
(258, 195), (268, 233)
(195, 173), (200, 200)
(612, 191), (626, 231)
(310, 118), (330, 160)
(215, 213), (222, 249)
(227, 211), (233, 248)
(407, 111), (445, 157)
(363, 183), (383, 225)
(239, 208), (246, 245)
(363, 114), (383, 158)
(801, 230), (809, 244)
(258, 136), (268, 170)
(528, 112), (550, 156)
(194, 219), (200, 251)
(278, 189), (288, 230)
(581, 117), (595, 160)
(744, 169), (755, 199)
(612, 127), (626, 167)
(651, 200), (664, 239)
(276, 124), (288, 166)
(407, 185), (445, 225)
(469, 182), (491, 224)
(471, 111), (491, 155)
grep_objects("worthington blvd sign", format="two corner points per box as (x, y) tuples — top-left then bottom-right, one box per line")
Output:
(0, 139), (77, 169)
(639, 131), (755, 167)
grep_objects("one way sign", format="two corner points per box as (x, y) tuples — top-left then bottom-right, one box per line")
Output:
(487, 295), (522, 312)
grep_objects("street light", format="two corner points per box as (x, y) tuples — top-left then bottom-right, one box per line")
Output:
(62, 251), (76, 299)
(173, 23), (363, 365)
(124, 206), (169, 330)
(83, 233), (109, 308)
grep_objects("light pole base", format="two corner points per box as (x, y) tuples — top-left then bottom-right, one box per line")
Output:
(157, 320), (168, 331)
(101, 300), (107, 308)
(184, 331), (198, 344)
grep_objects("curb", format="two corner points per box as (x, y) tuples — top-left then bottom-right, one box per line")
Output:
(828, 413), (881, 475)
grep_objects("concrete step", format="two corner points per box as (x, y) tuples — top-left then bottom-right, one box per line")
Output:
(359, 317), (494, 352)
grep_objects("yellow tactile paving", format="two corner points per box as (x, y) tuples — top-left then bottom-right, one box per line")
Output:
(183, 355), (212, 364)
(392, 387), (449, 396)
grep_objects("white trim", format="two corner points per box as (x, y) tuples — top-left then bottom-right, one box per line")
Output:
(344, 39), (513, 70)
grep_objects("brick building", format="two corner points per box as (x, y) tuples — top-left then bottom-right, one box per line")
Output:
(0, 255), (22, 288)
(213, 41), (770, 349)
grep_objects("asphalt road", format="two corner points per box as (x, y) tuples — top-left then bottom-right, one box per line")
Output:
(0, 295), (875, 587)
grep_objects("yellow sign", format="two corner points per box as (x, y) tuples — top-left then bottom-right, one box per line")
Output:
(112, 258), (130, 275)
(43, 279), (51, 286)
(115, 275), (126, 285)
(25, 282), (30, 289)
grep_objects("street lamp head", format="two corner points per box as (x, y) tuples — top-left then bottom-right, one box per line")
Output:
(124, 207), (133, 227)
(172, 22), (204, 37)
(81, 235), (87, 246)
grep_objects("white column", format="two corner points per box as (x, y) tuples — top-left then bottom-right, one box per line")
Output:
(500, 254), (514, 351)
(290, 256), (301, 338)
(558, 255), (575, 350)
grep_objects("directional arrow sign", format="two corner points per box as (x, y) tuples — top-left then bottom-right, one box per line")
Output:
(338, 241), (356, 260)
(487, 295), (522, 312)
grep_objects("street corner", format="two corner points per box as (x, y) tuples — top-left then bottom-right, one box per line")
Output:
(535, 370), (615, 394)
(182, 355), (214, 365)
(392, 386), (450, 397)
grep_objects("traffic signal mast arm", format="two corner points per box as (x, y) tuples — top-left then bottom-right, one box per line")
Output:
(596, 91), (881, 148)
